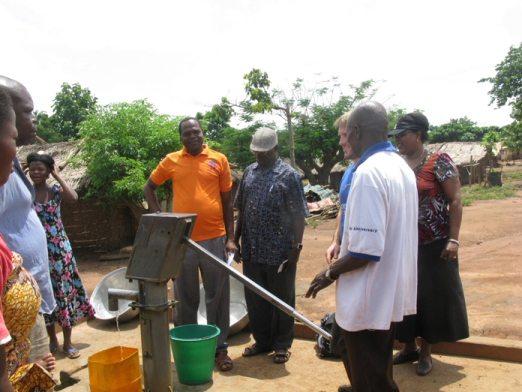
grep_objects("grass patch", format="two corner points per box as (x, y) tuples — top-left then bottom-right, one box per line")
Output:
(503, 168), (522, 181)
(460, 184), (519, 206)
(460, 165), (522, 206)
(307, 219), (319, 228)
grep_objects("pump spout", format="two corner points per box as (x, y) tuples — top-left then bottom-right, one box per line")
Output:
(108, 288), (139, 311)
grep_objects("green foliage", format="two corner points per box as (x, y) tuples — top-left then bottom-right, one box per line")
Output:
(428, 117), (500, 143)
(500, 121), (522, 154)
(52, 82), (98, 140)
(219, 123), (262, 170)
(76, 100), (183, 206)
(387, 107), (408, 131)
(238, 69), (379, 184)
(479, 43), (522, 111)
(34, 110), (61, 143)
(307, 219), (319, 228)
(242, 69), (274, 114)
(481, 130), (501, 151)
(479, 43), (522, 153)
(196, 97), (235, 143)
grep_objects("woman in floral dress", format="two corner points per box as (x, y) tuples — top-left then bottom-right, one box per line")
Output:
(27, 152), (95, 360)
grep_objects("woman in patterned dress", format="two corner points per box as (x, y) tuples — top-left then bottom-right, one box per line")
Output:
(389, 113), (469, 376)
(27, 152), (95, 360)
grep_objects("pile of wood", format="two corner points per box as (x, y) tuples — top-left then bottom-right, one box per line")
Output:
(307, 199), (340, 223)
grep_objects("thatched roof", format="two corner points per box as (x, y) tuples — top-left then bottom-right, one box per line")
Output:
(426, 142), (487, 166)
(16, 141), (90, 192)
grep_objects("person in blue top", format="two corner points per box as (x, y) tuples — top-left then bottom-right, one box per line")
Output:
(0, 76), (56, 373)
(326, 111), (360, 264)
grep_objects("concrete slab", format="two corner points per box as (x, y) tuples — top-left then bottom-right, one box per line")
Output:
(53, 317), (522, 391)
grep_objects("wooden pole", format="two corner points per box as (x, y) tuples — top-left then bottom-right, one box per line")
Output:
(286, 103), (296, 169)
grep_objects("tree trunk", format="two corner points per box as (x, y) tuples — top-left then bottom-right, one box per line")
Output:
(316, 148), (345, 185)
(124, 200), (148, 232)
(286, 104), (296, 169)
(296, 157), (317, 185)
(317, 165), (332, 186)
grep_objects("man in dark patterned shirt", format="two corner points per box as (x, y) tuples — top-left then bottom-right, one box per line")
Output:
(234, 127), (309, 364)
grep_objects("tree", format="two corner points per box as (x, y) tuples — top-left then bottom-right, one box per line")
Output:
(236, 69), (379, 184)
(34, 110), (61, 143)
(479, 42), (522, 154)
(387, 107), (409, 131)
(241, 69), (298, 167)
(428, 117), (499, 143)
(220, 123), (262, 170)
(52, 83), (98, 140)
(481, 130), (501, 166)
(76, 100), (183, 218)
(196, 97), (235, 143)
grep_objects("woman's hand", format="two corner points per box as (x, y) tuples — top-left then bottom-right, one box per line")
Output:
(440, 240), (459, 261)
(51, 165), (59, 179)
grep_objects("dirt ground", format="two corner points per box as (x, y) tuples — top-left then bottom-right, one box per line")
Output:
(65, 162), (522, 391)
(78, 163), (522, 341)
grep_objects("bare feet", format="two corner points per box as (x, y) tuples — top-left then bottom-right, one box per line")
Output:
(35, 353), (56, 373)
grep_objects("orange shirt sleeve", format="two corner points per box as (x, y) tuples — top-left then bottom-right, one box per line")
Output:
(149, 155), (173, 186)
(219, 155), (232, 192)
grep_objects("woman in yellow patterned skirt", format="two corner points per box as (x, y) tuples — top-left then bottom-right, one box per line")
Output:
(1, 251), (56, 391)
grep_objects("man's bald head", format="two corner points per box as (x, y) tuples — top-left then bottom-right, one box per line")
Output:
(347, 101), (388, 136)
(346, 101), (389, 157)
(0, 76), (37, 146)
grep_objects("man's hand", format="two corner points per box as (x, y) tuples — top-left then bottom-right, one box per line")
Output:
(224, 238), (238, 261)
(305, 269), (334, 299)
(326, 241), (340, 264)
(284, 247), (301, 271)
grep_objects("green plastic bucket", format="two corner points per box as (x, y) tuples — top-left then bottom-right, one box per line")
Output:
(169, 324), (220, 385)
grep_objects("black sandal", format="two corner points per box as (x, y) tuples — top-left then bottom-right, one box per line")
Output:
(242, 344), (270, 357)
(273, 349), (291, 364)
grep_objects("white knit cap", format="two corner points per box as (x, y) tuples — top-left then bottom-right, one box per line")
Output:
(250, 127), (278, 152)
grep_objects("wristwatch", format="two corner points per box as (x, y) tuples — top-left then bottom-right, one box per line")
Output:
(325, 266), (338, 282)
(293, 243), (303, 250)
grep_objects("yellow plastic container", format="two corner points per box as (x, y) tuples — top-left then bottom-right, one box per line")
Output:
(88, 346), (142, 392)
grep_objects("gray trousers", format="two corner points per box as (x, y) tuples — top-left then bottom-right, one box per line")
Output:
(173, 236), (230, 351)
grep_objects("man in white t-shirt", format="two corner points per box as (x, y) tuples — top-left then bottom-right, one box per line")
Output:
(306, 101), (418, 392)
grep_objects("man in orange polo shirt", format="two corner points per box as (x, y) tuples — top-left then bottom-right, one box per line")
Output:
(144, 117), (237, 371)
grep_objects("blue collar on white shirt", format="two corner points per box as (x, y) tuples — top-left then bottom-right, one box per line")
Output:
(353, 141), (396, 173)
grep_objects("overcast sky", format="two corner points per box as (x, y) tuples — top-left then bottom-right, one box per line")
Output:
(2, 0), (521, 128)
